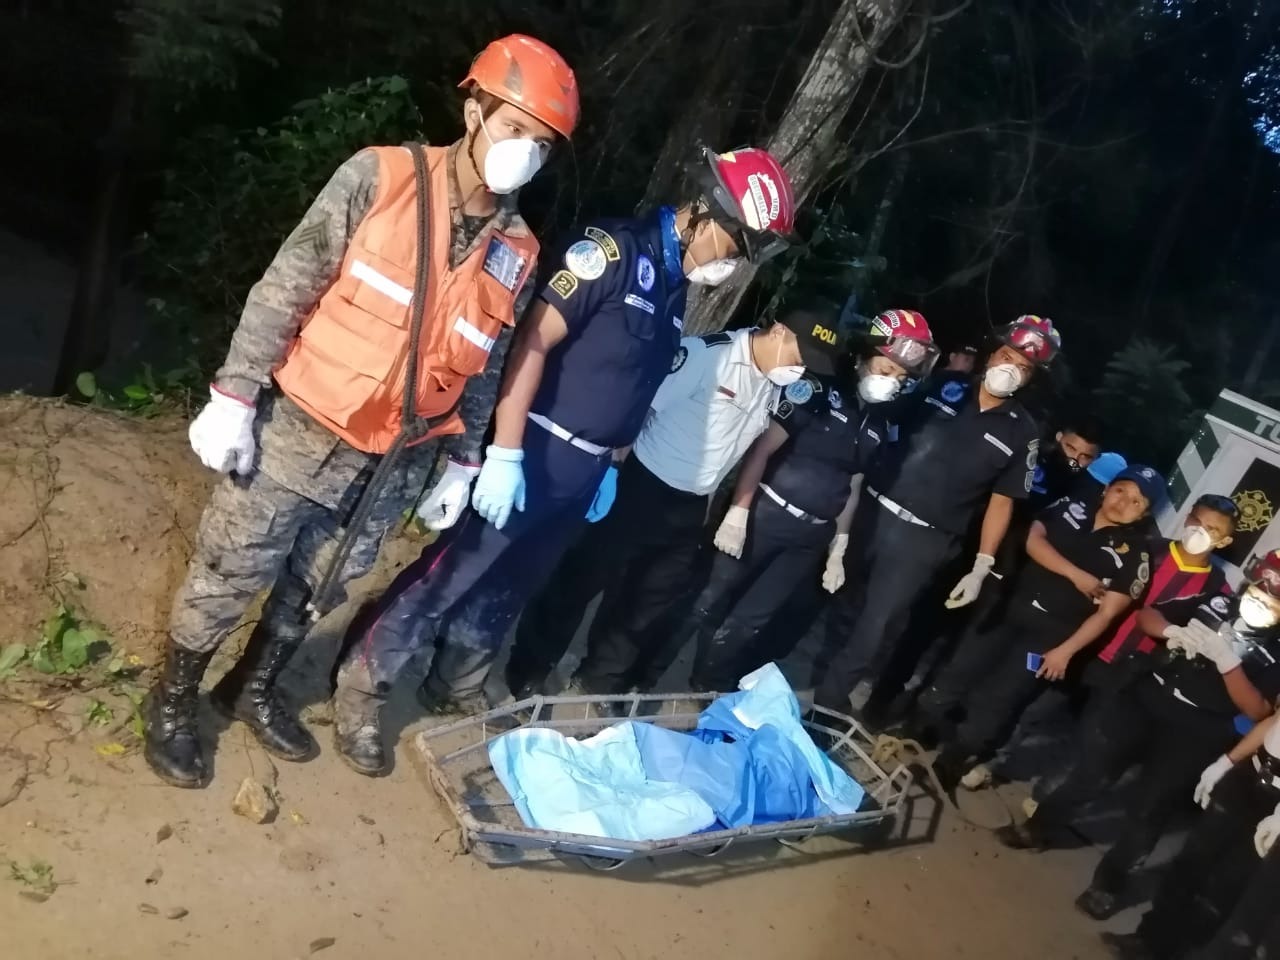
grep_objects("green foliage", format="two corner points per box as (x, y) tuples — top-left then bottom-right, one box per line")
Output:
(74, 362), (197, 414)
(8, 859), (56, 895)
(1092, 339), (1198, 468)
(121, 0), (282, 103)
(137, 75), (423, 379)
(118, 685), (147, 740)
(28, 606), (111, 677)
(84, 699), (115, 727)
(0, 644), (26, 680)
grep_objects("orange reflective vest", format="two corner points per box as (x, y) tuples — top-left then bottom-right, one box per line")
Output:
(274, 145), (538, 454)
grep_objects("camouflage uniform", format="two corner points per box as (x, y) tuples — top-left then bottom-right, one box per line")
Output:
(170, 143), (534, 655)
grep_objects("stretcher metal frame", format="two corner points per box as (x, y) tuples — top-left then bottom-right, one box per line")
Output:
(409, 691), (914, 869)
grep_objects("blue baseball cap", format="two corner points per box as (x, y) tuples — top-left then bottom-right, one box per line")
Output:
(1111, 464), (1166, 507)
(1087, 451), (1127, 485)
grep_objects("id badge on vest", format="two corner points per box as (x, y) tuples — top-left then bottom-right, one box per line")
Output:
(482, 237), (525, 292)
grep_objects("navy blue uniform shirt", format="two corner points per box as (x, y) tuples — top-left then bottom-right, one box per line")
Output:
(532, 208), (685, 449)
(1148, 592), (1280, 719)
(868, 375), (1040, 535)
(762, 376), (893, 521)
(1014, 497), (1151, 625)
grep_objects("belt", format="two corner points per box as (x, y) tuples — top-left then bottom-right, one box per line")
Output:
(1255, 749), (1280, 793)
(866, 487), (933, 528)
(759, 484), (828, 525)
(527, 412), (613, 458)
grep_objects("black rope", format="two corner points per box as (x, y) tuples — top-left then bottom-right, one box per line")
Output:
(311, 142), (454, 617)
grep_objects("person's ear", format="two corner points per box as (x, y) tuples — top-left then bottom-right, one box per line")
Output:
(1218, 535), (1234, 550)
(463, 99), (481, 135)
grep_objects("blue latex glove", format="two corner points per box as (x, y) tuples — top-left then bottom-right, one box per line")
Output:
(471, 445), (525, 530)
(586, 465), (619, 523)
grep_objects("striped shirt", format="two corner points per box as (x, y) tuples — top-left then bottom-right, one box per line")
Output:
(1096, 540), (1229, 663)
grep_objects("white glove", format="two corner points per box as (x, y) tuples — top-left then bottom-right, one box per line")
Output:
(714, 506), (750, 559)
(822, 533), (849, 594)
(1255, 801), (1280, 858)
(1185, 618), (1242, 673)
(1163, 623), (1199, 656)
(1193, 754), (1233, 809)
(415, 459), (481, 530)
(188, 387), (256, 474)
(945, 553), (996, 609)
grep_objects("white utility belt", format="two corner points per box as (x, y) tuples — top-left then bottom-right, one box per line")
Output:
(527, 412), (613, 458)
(759, 484), (828, 525)
(866, 487), (933, 528)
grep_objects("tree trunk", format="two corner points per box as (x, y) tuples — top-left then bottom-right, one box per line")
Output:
(851, 149), (909, 299)
(684, 0), (910, 335)
(639, 24), (753, 210)
(53, 77), (136, 395)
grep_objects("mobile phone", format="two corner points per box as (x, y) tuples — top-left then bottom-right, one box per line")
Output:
(1026, 652), (1044, 673)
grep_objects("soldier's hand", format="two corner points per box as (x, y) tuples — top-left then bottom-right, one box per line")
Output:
(416, 459), (481, 530)
(188, 387), (256, 475)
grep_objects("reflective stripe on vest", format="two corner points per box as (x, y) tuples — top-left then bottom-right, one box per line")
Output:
(274, 145), (539, 455)
(350, 259), (413, 306)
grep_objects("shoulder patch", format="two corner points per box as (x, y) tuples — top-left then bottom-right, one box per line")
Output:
(776, 399), (795, 420)
(548, 270), (578, 299)
(670, 346), (688, 373)
(1136, 560), (1150, 583)
(700, 332), (733, 347)
(1026, 439), (1040, 469)
(584, 226), (620, 261)
(636, 255), (656, 292)
(1130, 579), (1145, 600)
(565, 239), (607, 280)
(940, 380), (966, 404)
(829, 388), (843, 410)
(785, 379), (814, 405)
(1210, 595), (1231, 616)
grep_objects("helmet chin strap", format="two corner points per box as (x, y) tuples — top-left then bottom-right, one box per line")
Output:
(462, 106), (491, 197)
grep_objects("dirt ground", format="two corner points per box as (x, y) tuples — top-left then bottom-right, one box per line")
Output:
(0, 397), (1123, 959)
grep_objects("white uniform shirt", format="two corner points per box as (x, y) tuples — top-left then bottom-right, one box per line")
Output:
(633, 329), (777, 495)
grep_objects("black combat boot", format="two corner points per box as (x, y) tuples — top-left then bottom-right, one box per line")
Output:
(332, 663), (387, 776)
(210, 620), (317, 761)
(144, 641), (215, 788)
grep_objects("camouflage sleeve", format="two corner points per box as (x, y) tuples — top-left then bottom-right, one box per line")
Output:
(213, 150), (379, 403)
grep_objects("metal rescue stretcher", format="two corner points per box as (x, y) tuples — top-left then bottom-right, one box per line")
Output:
(410, 691), (914, 870)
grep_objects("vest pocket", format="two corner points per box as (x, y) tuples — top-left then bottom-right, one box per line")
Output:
(439, 278), (513, 377)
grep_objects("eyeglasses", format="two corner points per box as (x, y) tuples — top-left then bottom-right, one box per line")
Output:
(1195, 494), (1240, 519)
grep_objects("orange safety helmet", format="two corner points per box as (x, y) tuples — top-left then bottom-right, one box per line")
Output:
(458, 35), (579, 139)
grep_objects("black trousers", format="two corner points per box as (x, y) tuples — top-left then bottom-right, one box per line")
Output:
(813, 500), (961, 711)
(1030, 676), (1235, 896)
(1136, 760), (1280, 959)
(915, 595), (1040, 732)
(505, 456), (707, 696)
(684, 495), (833, 692)
(934, 600), (1078, 760)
